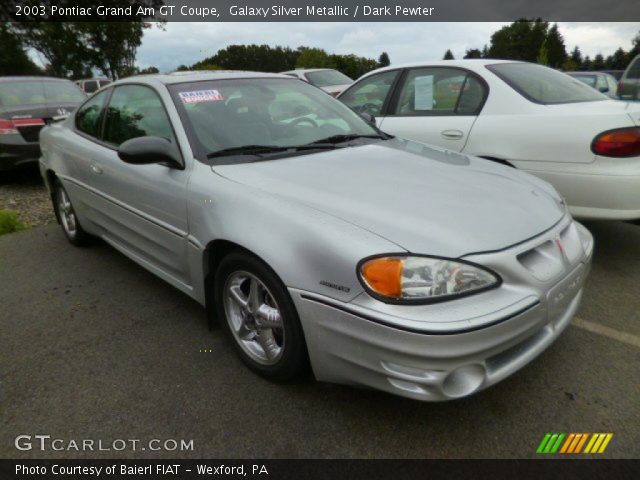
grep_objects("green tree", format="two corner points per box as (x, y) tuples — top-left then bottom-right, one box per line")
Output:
(463, 48), (483, 59)
(592, 53), (605, 70)
(188, 44), (377, 79)
(14, 1), (162, 79)
(296, 47), (336, 69)
(606, 48), (628, 70)
(443, 49), (455, 60)
(331, 54), (377, 79)
(195, 44), (298, 72)
(175, 65), (190, 72)
(17, 23), (93, 78)
(544, 24), (567, 68)
(138, 66), (160, 74)
(581, 56), (593, 71)
(0, 24), (42, 76)
(80, 22), (154, 79)
(537, 40), (550, 65)
(488, 19), (548, 62)
(569, 46), (583, 68)
(191, 63), (220, 71)
(377, 52), (390, 68)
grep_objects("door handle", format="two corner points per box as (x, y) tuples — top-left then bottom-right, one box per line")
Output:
(90, 164), (103, 175)
(441, 129), (464, 140)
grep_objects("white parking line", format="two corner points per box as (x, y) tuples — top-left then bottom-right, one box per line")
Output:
(572, 317), (640, 349)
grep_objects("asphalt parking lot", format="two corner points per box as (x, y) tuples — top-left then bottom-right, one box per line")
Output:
(1, 214), (639, 458)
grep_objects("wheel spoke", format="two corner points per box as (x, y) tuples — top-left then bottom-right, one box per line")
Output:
(248, 278), (261, 313)
(256, 330), (279, 360)
(255, 304), (282, 329)
(237, 322), (255, 339)
(229, 284), (249, 311)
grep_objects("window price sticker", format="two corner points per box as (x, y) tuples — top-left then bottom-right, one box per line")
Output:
(179, 90), (224, 103)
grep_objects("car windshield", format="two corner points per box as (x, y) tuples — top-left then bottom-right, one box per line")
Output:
(305, 70), (353, 87)
(570, 74), (597, 87)
(487, 63), (607, 104)
(0, 80), (84, 106)
(171, 77), (380, 161)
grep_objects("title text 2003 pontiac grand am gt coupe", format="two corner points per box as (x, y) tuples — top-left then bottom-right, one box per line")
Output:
(39, 72), (593, 401)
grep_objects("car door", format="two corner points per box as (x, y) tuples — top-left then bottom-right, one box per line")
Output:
(377, 67), (487, 151)
(82, 84), (192, 286)
(338, 69), (401, 128)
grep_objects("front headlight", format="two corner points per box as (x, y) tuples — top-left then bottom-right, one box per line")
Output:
(358, 255), (500, 304)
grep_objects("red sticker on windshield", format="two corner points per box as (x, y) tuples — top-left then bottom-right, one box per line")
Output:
(179, 90), (224, 103)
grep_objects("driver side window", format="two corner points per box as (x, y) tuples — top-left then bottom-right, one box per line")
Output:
(339, 70), (399, 117)
(103, 85), (175, 147)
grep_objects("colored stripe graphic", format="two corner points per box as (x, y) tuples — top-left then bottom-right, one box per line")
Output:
(536, 433), (566, 454)
(536, 434), (552, 454)
(585, 433), (613, 454)
(560, 433), (574, 453)
(537, 433), (613, 454)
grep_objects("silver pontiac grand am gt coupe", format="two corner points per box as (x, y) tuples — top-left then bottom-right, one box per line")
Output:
(39, 72), (593, 401)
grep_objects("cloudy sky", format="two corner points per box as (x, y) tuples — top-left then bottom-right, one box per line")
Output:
(135, 22), (640, 72)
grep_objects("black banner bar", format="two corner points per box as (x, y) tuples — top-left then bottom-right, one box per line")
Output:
(3, 0), (639, 22)
(1, 460), (639, 480)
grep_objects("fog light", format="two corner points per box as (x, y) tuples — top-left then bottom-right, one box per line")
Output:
(442, 364), (486, 398)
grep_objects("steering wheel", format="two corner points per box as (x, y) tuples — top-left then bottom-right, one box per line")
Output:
(291, 117), (318, 128)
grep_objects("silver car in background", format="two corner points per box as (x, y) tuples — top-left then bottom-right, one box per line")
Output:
(280, 68), (353, 96)
(39, 72), (593, 401)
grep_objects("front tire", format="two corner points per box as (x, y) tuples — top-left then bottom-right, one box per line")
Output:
(52, 179), (92, 246)
(214, 251), (308, 381)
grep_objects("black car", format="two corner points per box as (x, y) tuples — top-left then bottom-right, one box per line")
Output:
(0, 76), (86, 171)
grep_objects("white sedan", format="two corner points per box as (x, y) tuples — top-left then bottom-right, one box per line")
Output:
(339, 60), (640, 220)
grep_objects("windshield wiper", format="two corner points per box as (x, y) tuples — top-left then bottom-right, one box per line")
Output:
(207, 145), (289, 159)
(305, 133), (387, 146)
(206, 143), (338, 159)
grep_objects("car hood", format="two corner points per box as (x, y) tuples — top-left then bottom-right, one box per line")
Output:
(213, 139), (566, 257)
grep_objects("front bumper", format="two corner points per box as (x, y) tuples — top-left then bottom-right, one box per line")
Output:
(291, 218), (593, 401)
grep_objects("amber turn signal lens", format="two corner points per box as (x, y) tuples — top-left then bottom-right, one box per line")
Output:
(360, 257), (403, 298)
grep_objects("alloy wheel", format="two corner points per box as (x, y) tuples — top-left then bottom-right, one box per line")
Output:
(223, 271), (285, 365)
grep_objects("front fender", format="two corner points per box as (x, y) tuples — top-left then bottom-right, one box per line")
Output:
(188, 162), (403, 305)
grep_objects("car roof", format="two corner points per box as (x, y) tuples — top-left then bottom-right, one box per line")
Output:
(373, 59), (520, 71)
(280, 68), (334, 74)
(116, 70), (292, 87)
(353, 59), (524, 80)
(0, 76), (76, 83)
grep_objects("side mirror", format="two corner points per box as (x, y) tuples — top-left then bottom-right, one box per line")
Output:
(599, 86), (609, 93)
(118, 136), (183, 169)
(359, 112), (377, 127)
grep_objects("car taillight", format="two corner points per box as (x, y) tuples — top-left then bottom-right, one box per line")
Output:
(616, 81), (622, 96)
(0, 119), (18, 135)
(592, 127), (640, 157)
(0, 118), (45, 135)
